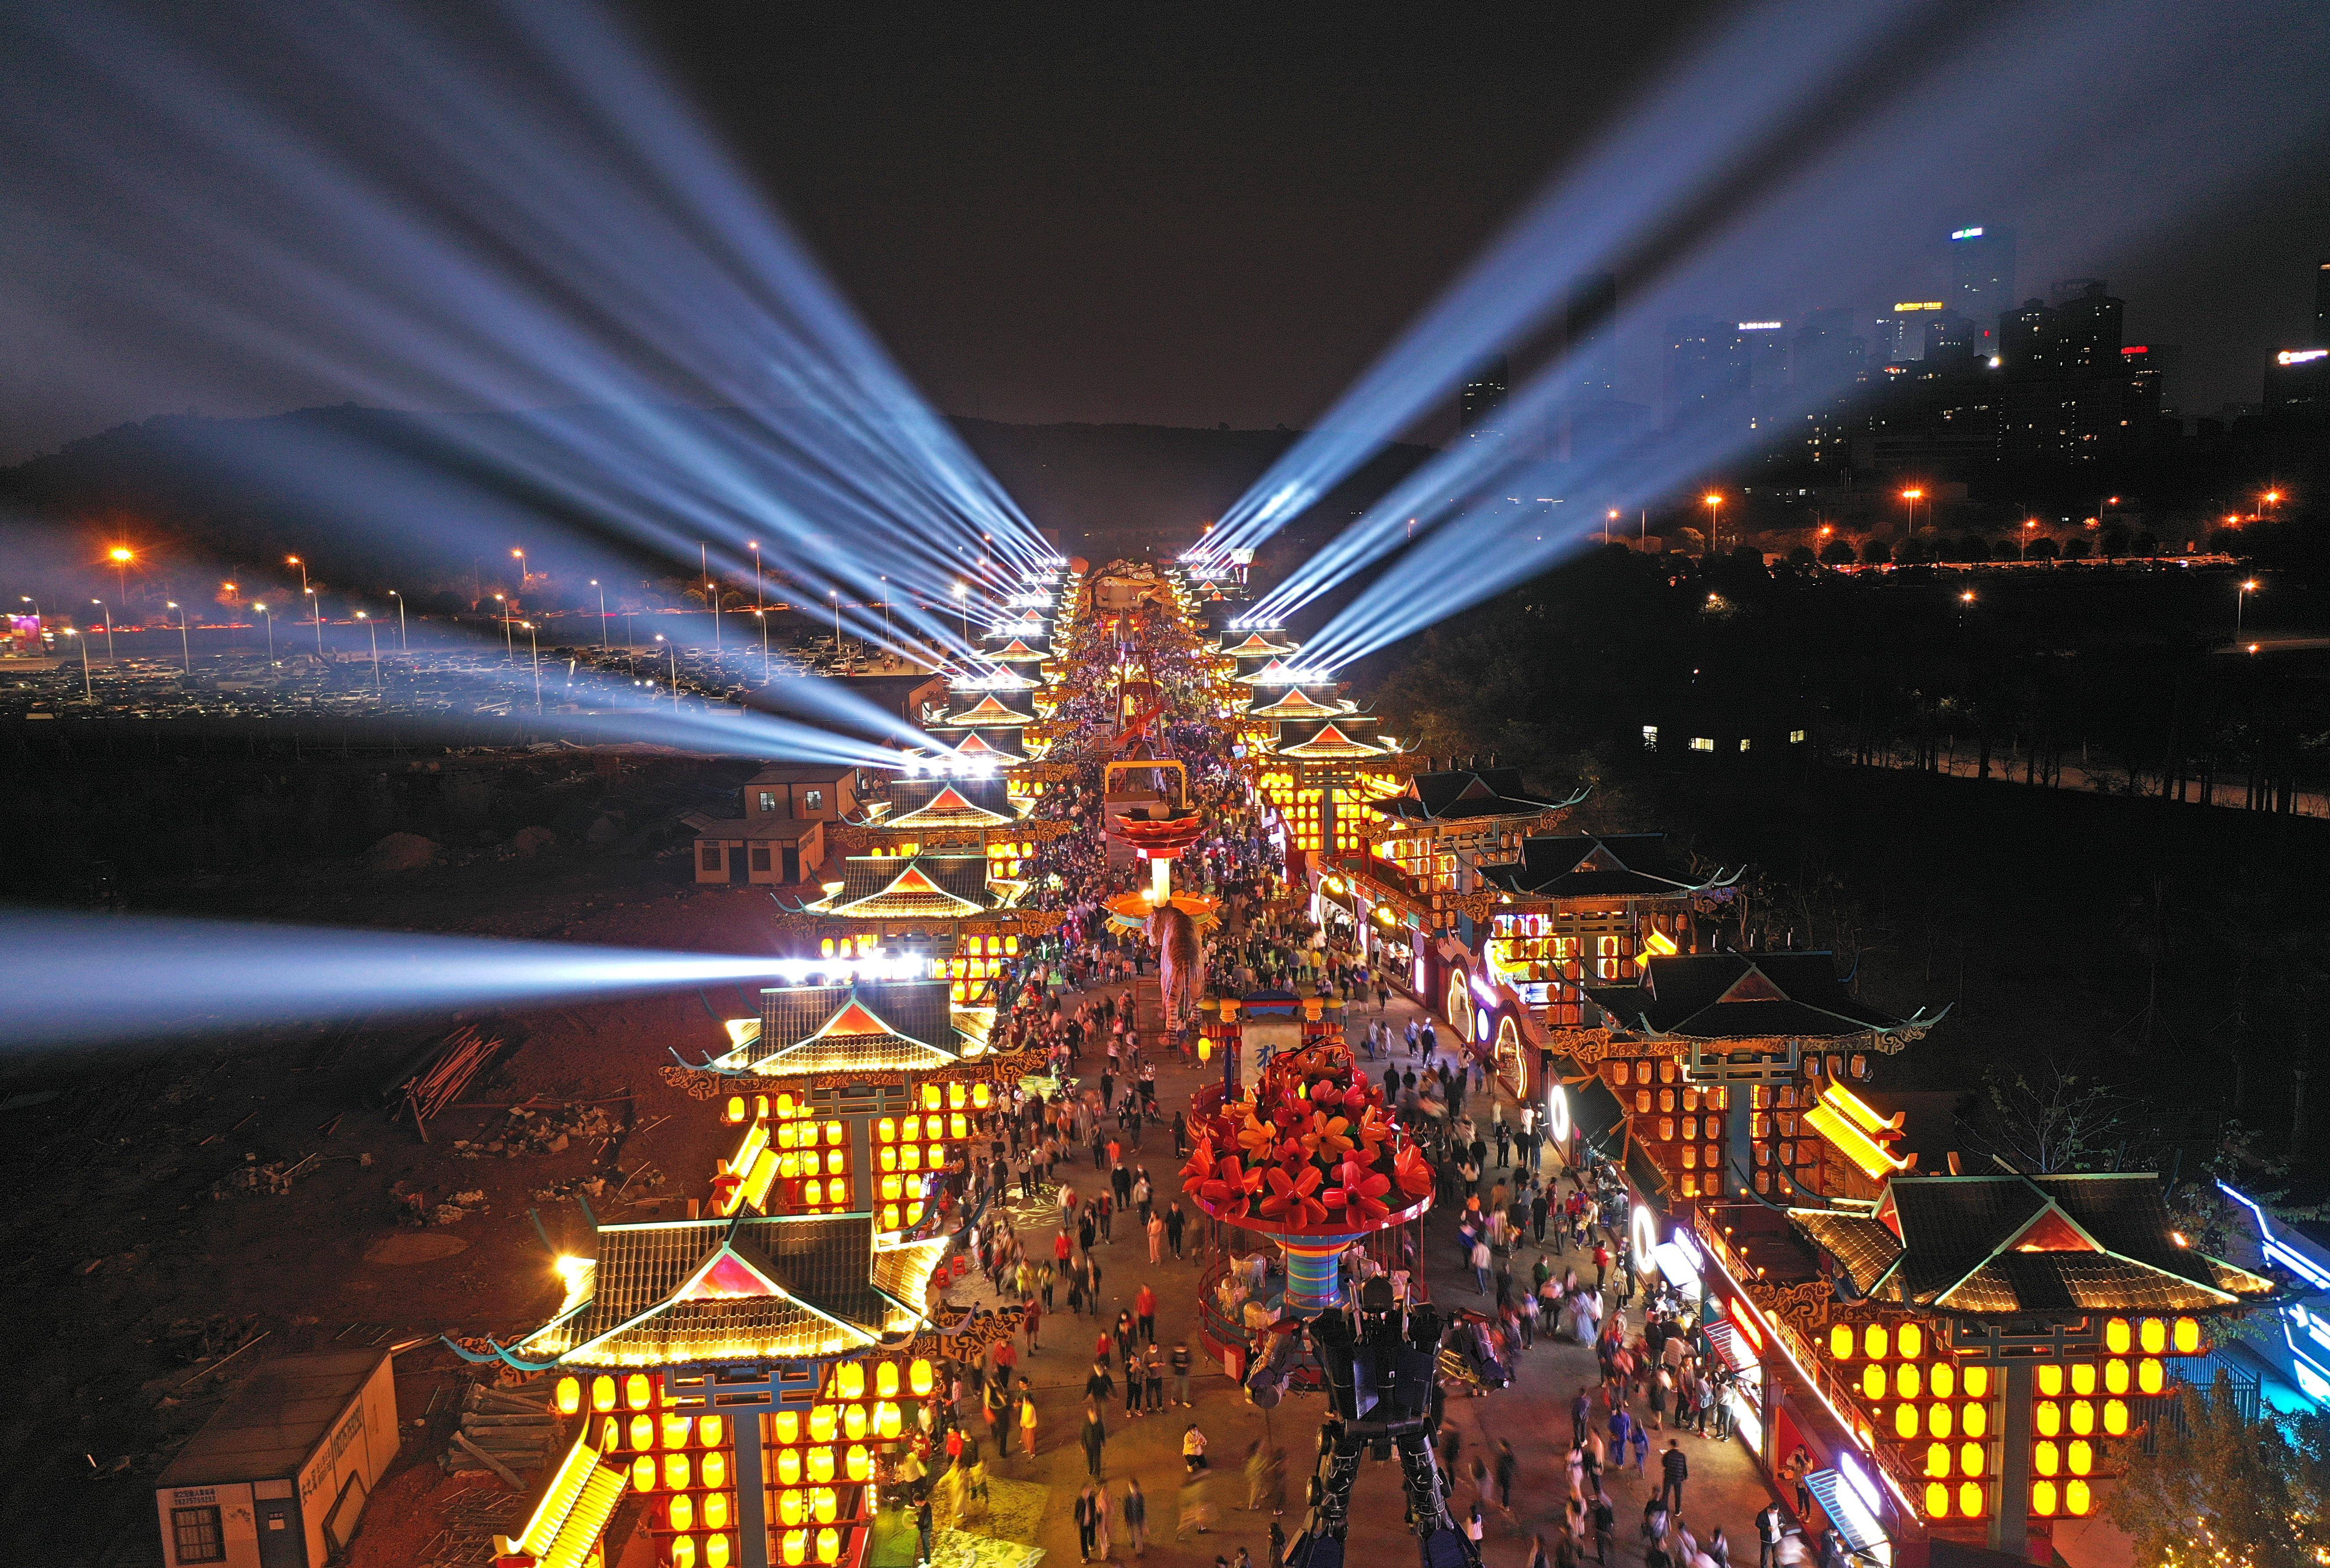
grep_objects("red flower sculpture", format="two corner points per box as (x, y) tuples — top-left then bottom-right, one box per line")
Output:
(1178, 1040), (1431, 1235)
(1392, 1144), (1436, 1200)
(1198, 1154), (1260, 1218)
(1260, 1163), (1328, 1227)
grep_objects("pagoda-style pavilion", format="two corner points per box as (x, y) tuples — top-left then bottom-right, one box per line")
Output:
(787, 849), (1058, 1009)
(1476, 833), (1737, 1024)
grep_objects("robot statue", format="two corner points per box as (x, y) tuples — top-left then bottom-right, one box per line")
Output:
(1284, 1276), (1480, 1568)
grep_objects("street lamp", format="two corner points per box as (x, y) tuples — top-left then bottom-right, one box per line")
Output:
(522, 621), (541, 711)
(1701, 493), (1722, 557)
(305, 585), (323, 653)
(494, 593), (513, 661)
(62, 627), (91, 701)
(254, 603), (274, 663)
(91, 600), (114, 662)
(2261, 489), (2284, 522)
(830, 588), (842, 655)
(107, 545), (134, 608)
(20, 595), (42, 625)
(356, 611), (380, 689)
(756, 607), (770, 681)
(387, 589), (406, 651)
(708, 578), (723, 652)
(654, 632), (677, 699)
(286, 556), (311, 640)
(591, 579), (606, 650)
(511, 546), (527, 591)
(167, 601), (190, 672)
(1899, 488), (1925, 547)
(2237, 578), (2261, 639)
(748, 541), (762, 614)
(2022, 518), (2039, 559)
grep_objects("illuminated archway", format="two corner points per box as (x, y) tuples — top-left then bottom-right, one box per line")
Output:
(1493, 1012), (1527, 1097)
(1444, 972), (1474, 1047)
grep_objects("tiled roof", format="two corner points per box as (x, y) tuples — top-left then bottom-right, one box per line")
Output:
(539, 1463), (627, 1568)
(1600, 952), (1913, 1042)
(1378, 767), (1581, 824)
(814, 855), (1013, 918)
(743, 980), (966, 1077)
(868, 1235), (951, 1320)
(1248, 688), (1348, 720)
(946, 732), (1028, 764)
(1482, 833), (1706, 899)
(934, 694), (1037, 728)
(1273, 723), (1389, 760)
(885, 785), (1014, 830)
(1789, 1173), (2275, 1317)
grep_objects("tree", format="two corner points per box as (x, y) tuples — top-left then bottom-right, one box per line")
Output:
(2064, 537), (2093, 559)
(2109, 1372), (2330, 1568)
(1860, 538), (1892, 565)
(1819, 537), (1856, 566)
(2026, 537), (2059, 560)
(1982, 1060), (2128, 1172)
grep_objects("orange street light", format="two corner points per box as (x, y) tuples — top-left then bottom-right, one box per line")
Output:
(1959, 590), (1976, 604)
(1702, 492), (1723, 557)
(2237, 578), (2261, 639)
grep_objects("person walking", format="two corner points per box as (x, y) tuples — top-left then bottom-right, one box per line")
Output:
(1172, 1340), (1194, 1406)
(1019, 1387), (1039, 1460)
(1124, 1477), (1148, 1557)
(916, 1495), (935, 1568)
(1495, 1439), (1518, 1512)
(1077, 1484), (1103, 1562)
(1470, 1236), (1492, 1295)
(1658, 1438), (1688, 1518)
(1148, 1211), (1165, 1264)
(1082, 1399), (1109, 1479)
(1754, 1504), (1784, 1568)
(1166, 1202), (1187, 1258)
(1136, 1283), (1158, 1345)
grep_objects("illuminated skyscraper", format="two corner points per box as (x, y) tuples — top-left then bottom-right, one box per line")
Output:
(2054, 282), (2124, 377)
(1948, 225), (2017, 348)
(1873, 302), (1944, 364)
(1997, 298), (2059, 380)
(1459, 355), (1509, 439)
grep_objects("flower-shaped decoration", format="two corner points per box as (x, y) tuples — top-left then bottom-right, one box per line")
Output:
(1179, 1040), (1433, 1236)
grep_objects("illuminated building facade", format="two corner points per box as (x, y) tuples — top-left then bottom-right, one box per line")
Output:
(469, 975), (1020, 1568)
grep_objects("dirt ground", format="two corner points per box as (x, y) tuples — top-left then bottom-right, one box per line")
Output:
(0, 815), (814, 1567)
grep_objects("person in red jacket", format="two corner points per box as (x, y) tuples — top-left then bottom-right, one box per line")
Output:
(1136, 1283), (1158, 1345)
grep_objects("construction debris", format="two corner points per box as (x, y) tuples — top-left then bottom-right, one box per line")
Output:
(386, 1025), (507, 1141)
(206, 1151), (320, 1199)
(452, 1100), (620, 1160)
(443, 1377), (561, 1488)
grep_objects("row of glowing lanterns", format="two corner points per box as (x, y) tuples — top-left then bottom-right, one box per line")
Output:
(1826, 1315), (2199, 1362)
(1919, 1478), (2094, 1521)
(666, 1527), (849, 1568)
(724, 1080), (993, 1127)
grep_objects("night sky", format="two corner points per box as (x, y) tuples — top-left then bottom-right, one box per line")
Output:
(0, 2), (2325, 462)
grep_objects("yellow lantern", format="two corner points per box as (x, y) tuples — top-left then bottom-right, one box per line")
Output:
(701, 1415), (724, 1449)
(601, 1417), (621, 1453)
(672, 1537), (696, 1568)
(808, 1447), (836, 1482)
(705, 1493), (730, 1529)
(1961, 1402), (1988, 1438)
(1198, 1037), (1212, 1062)
(2034, 1441), (2059, 1476)
(1830, 1324), (1855, 1360)
(663, 1413), (693, 1449)
(1860, 1366), (1885, 1400)
(2035, 1402), (2061, 1437)
(1896, 1322), (1924, 1358)
(783, 1530), (809, 1566)
(2105, 1317), (2132, 1354)
(707, 1536), (732, 1568)
(555, 1377), (582, 1416)
(632, 1454), (657, 1492)
(813, 1488), (839, 1523)
(1928, 1403), (1953, 1439)
(876, 1402), (902, 1438)
(817, 1528), (841, 1564)
(630, 1415), (656, 1452)
(669, 1495), (695, 1532)
(2066, 1480), (2092, 1516)
(1895, 1364), (1922, 1399)
(843, 1405), (868, 1441)
(781, 1490), (805, 1525)
(625, 1373), (653, 1411)
(2068, 1440), (2093, 1476)
(2032, 1480), (2059, 1517)
(1930, 1363), (1956, 1398)
(2104, 1359), (2130, 1395)
(846, 1446), (872, 1481)
(593, 1375), (619, 1413)
(775, 1410), (800, 1445)
(665, 1453), (692, 1491)
(2069, 1400), (2095, 1435)
(2173, 1316), (2201, 1355)
(1894, 1405), (1919, 1439)
(2102, 1399), (2130, 1436)
(837, 1363), (866, 1400)
(2140, 1318), (2167, 1355)
(911, 1358), (934, 1396)
(1925, 1443), (1950, 1477)
(1957, 1482), (1982, 1517)
(922, 1083), (942, 1109)
(2138, 1358), (2166, 1395)
(703, 1450), (727, 1489)
(1958, 1443), (1984, 1478)
(2070, 1362), (2097, 1396)
(876, 1363), (900, 1398)
(777, 1449), (802, 1485)
(725, 1095), (746, 1124)
(1864, 1324), (1889, 1360)
(1924, 1482), (1950, 1518)
(810, 1405), (836, 1442)
(2037, 1364), (2063, 1397)
(1963, 1366), (1990, 1398)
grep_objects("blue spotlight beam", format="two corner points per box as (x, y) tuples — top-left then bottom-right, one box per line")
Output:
(0, 0), (1046, 612)
(1201, 0), (1932, 562)
(0, 910), (905, 1048)
(1300, 0), (2330, 670)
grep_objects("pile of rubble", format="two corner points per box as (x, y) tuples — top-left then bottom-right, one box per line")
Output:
(452, 1100), (622, 1160)
(206, 1151), (319, 1199)
(445, 1377), (562, 1483)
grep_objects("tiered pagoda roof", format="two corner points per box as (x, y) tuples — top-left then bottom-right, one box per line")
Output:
(1269, 722), (1395, 761)
(509, 1210), (950, 1366)
(712, 978), (981, 1077)
(800, 853), (1024, 921)
(931, 694), (1038, 729)
(1592, 951), (1938, 1045)
(876, 780), (1016, 831)
(1372, 766), (1585, 826)
(988, 638), (1049, 663)
(1790, 1173), (2275, 1316)
(1216, 629), (1297, 658)
(1248, 686), (1353, 722)
(1483, 832), (1729, 900)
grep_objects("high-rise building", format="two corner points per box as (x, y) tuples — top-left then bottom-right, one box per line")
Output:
(1459, 355), (1509, 439)
(1922, 309), (1980, 365)
(1661, 316), (1731, 422)
(2054, 282), (2124, 377)
(1997, 298), (2059, 380)
(1791, 308), (1867, 391)
(1948, 225), (2017, 348)
(2049, 277), (2106, 306)
(1873, 301), (1944, 363)
(1565, 273), (1618, 402)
